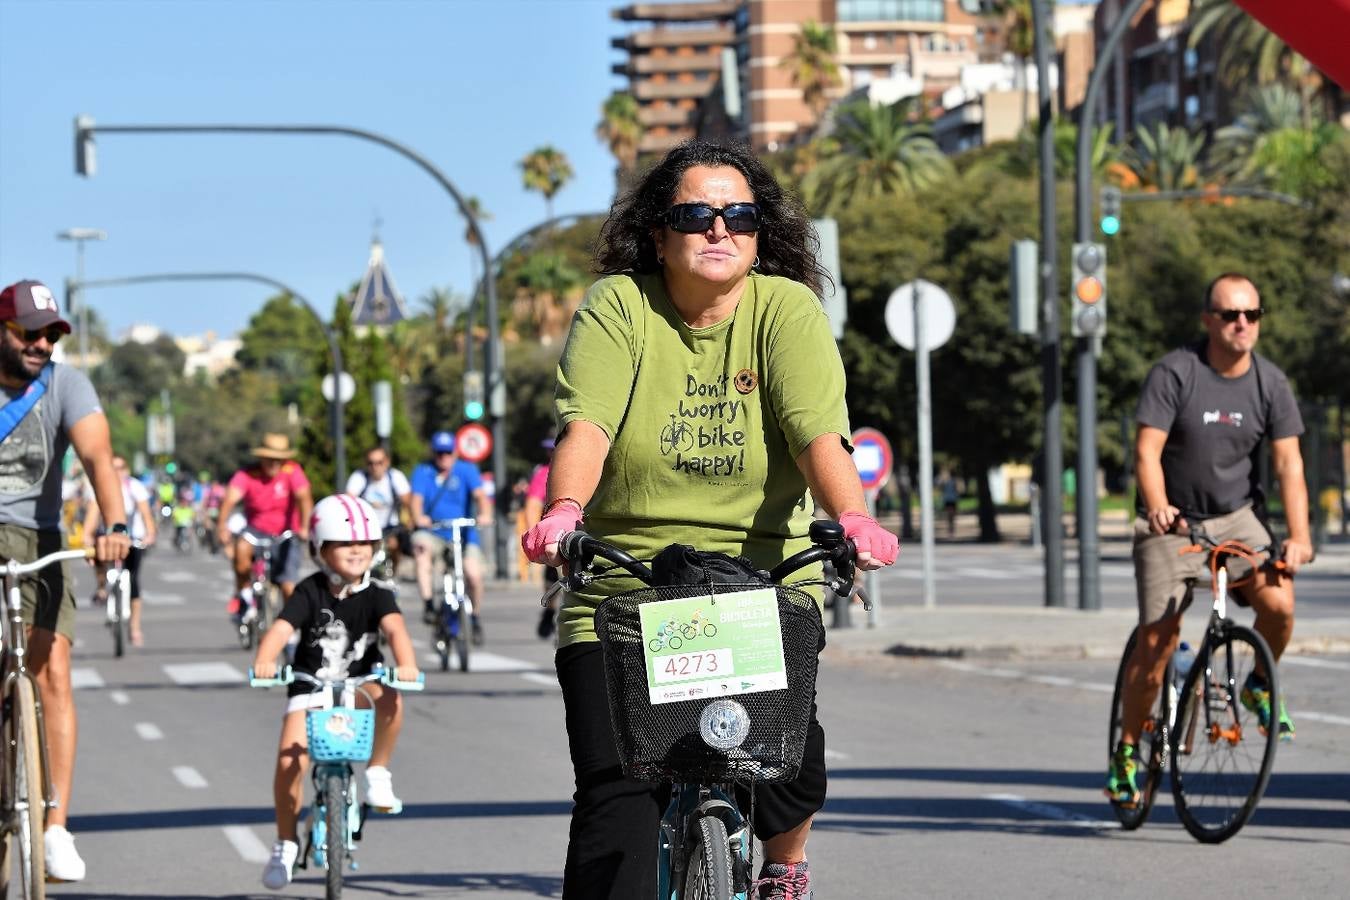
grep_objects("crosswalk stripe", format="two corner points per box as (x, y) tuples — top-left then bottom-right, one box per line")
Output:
(164, 662), (246, 685)
(71, 668), (105, 690)
(223, 825), (271, 863)
(135, 722), (164, 741)
(173, 766), (209, 788)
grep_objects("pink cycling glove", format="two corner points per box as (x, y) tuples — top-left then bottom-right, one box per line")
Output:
(838, 511), (899, 566)
(522, 501), (583, 564)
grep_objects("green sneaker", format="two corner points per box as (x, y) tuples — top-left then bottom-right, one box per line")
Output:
(1104, 742), (1139, 806)
(1240, 673), (1295, 742)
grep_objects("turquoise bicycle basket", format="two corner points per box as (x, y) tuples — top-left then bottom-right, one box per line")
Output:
(306, 707), (375, 762)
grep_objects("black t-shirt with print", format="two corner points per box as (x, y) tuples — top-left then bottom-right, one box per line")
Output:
(278, 572), (400, 699)
(1135, 341), (1303, 520)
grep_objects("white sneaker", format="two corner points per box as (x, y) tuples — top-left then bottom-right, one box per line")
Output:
(364, 766), (401, 811)
(261, 839), (299, 891)
(44, 825), (86, 882)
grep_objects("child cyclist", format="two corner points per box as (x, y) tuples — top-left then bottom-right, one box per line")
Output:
(252, 494), (419, 891)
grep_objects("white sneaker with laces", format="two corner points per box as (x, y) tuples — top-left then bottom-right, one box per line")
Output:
(364, 765), (401, 812)
(44, 824), (86, 882)
(261, 839), (299, 891)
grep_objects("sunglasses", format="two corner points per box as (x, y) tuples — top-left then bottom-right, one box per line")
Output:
(1209, 307), (1264, 324)
(666, 203), (761, 235)
(3, 321), (64, 344)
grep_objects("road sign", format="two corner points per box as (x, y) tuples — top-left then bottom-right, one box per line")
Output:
(885, 280), (956, 351)
(321, 372), (356, 404)
(454, 423), (492, 464)
(851, 427), (892, 494)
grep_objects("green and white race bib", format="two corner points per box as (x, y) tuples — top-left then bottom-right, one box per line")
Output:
(638, 588), (787, 705)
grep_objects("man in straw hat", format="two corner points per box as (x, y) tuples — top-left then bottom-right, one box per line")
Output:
(216, 433), (314, 619)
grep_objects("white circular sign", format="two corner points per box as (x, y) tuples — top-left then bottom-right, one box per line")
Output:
(885, 280), (956, 351)
(321, 372), (357, 404)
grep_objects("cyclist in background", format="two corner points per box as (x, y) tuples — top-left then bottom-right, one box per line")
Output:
(520, 142), (898, 900)
(82, 455), (156, 646)
(523, 435), (559, 638)
(409, 431), (492, 641)
(251, 494), (419, 891)
(216, 433), (313, 622)
(1108, 272), (1313, 806)
(346, 445), (412, 580)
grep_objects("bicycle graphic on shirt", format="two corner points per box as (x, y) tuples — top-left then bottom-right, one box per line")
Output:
(659, 414), (695, 457)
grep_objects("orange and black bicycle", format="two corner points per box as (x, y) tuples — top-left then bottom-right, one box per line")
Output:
(1108, 526), (1285, 843)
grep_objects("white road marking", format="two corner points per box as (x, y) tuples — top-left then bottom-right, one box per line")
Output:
(71, 668), (105, 690)
(1283, 656), (1350, 672)
(159, 571), (195, 583)
(1028, 675), (1077, 688)
(164, 662), (245, 685)
(419, 650), (544, 674)
(941, 660), (1113, 694)
(144, 592), (185, 606)
(109, 690), (131, 705)
(984, 793), (1117, 829)
(520, 672), (560, 689)
(173, 766), (208, 788)
(823, 748), (850, 761)
(223, 825), (272, 863)
(1294, 711), (1350, 726)
(135, 722), (164, 741)
(959, 567), (1013, 580)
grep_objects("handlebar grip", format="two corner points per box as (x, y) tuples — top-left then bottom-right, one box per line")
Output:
(382, 671), (426, 691)
(248, 666), (294, 687)
(558, 530), (588, 562)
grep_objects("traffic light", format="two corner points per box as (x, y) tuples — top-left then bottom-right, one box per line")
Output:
(1070, 242), (1107, 338)
(463, 370), (485, 421)
(75, 115), (96, 177)
(1099, 185), (1122, 236)
(165, 461), (178, 476)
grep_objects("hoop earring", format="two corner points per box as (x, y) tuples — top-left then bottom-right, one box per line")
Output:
(752, 255), (761, 270)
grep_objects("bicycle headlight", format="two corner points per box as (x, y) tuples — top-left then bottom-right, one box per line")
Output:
(699, 699), (750, 751)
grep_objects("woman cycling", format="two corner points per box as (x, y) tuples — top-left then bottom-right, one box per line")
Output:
(522, 140), (898, 900)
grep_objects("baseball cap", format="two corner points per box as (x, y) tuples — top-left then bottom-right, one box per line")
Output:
(430, 431), (456, 453)
(0, 281), (72, 333)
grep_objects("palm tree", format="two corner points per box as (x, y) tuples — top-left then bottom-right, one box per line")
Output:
(596, 93), (643, 174)
(419, 287), (459, 336)
(462, 196), (492, 249)
(519, 146), (574, 221)
(806, 98), (952, 215)
(993, 1), (1037, 128)
(780, 20), (842, 125)
(1208, 84), (1307, 183)
(1122, 122), (1206, 191)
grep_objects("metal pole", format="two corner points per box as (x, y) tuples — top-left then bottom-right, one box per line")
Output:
(73, 272), (348, 487)
(916, 283), (936, 610)
(75, 240), (89, 368)
(1033, 0), (1065, 608)
(77, 121), (504, 570)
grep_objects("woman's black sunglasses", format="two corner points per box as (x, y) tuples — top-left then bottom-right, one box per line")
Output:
(665, 203), (761, 235)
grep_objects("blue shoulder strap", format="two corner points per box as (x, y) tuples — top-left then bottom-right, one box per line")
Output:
(0, 363), (54, 445)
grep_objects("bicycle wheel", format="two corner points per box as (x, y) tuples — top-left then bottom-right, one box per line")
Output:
(680, 815), (731, 900)
(323, 772), (346, 900)
(110, 604), (124, 659)
(1106, 627), (1170, 829)
(1170, 623), (1279, 843)
(455, 597), (471, 672)
(6, 679), (47, 899)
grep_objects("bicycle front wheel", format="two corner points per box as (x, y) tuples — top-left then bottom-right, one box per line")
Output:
(323, 772), (346, 899)
(456, 598), (471, 673)
(1107, 627), (1170, 829)
(110, 605), (124, 659)
(680, 815), (732, 900)
(1170, 623), (1279, 843)
(5, 679), (47, 898)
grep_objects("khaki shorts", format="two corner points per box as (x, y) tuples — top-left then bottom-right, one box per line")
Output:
(1132, 504), (1274, 625)
(0, 524), (77, 641)
(411, 530), (484, 569)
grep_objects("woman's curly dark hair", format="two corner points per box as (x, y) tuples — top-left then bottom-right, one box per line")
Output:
(595, 140), (830, 298)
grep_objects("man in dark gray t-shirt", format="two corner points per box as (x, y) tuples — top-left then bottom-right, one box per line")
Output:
(1106, 273), (1312, 807)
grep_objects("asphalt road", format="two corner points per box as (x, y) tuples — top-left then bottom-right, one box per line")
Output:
(46, 543), (1349, 899)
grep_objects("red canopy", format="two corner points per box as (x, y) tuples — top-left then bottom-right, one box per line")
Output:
(1235, 0), (1350, 89)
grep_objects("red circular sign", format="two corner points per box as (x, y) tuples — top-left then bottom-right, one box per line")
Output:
(850, 427), (893, 493)
(454, 423), (493, 463)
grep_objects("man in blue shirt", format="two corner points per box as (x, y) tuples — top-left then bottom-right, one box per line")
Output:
(409, 431), (492, 643)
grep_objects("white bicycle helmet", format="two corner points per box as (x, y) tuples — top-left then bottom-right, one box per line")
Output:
(309, 494), (383, 594)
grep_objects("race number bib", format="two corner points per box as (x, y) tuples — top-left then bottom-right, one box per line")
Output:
(639, 588), (787, 705)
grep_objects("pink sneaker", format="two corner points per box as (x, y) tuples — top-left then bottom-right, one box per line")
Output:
(754, 860), (811, 899)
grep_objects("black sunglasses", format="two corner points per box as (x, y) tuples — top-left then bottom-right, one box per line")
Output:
(1209, 307), (1264, 324)
(3, 321), (63, 344)
(665, 203), (761, 235)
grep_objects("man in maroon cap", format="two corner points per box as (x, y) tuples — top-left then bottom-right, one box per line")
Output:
(0, 280), (129, 882)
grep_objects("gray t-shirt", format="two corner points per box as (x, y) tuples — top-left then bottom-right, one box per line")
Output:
(1135, 342), (1303, 520)
(0, 365), (103, 531)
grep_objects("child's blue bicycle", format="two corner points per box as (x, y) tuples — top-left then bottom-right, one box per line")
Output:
(249, 666), (423, 900)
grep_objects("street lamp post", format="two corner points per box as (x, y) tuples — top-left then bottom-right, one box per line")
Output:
(70, 272), (348, 486)
(73, 117), (511, 576)
(56, 227), (107, 368)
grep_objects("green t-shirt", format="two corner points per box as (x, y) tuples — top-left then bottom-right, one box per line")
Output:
(555, 272), (850, 647)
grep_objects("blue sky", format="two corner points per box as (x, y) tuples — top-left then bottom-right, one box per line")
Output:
(0, 0), (628, 338)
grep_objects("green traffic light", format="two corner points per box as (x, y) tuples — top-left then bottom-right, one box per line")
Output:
(1100, 215), (1120, 236)
(464, 401), (485, 421)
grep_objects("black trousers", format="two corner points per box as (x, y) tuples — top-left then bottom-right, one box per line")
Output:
(557, 641), (827, 900)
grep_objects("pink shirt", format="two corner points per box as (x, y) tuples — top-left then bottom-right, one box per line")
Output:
(229, 462), (310, 534)
(526, 464), (549, 504)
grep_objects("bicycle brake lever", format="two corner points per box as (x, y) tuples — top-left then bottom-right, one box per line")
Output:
(851, 583), (874, 612)
(541, 577), (566, 609)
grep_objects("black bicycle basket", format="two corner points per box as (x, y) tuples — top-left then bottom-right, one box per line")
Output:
(593, 581), (823, 785)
